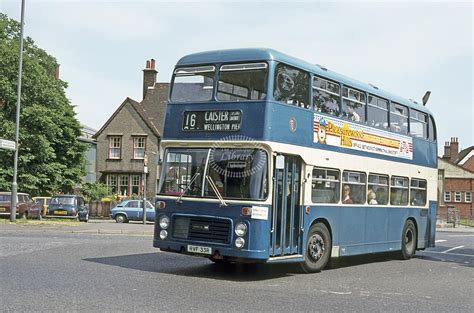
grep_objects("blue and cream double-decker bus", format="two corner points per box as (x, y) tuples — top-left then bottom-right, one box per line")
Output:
(153, 48), (437, 272)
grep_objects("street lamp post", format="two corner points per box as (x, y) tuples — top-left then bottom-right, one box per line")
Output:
(142, 155), (148, 225)
(10, 0), (26, 222)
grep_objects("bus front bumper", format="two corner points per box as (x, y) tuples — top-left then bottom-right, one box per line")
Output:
(153, 239), (269, 262)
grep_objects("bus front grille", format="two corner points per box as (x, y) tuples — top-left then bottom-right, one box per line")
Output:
(172, 216), (231, 244)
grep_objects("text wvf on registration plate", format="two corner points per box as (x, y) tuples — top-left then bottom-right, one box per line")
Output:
(187, 245), (212, 255)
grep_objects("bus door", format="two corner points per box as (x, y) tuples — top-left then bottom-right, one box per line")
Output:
(270, 155), (302, 257)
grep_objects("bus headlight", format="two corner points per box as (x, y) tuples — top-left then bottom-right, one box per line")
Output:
(235, 222), (247, 237)
(159, 230), (168, 240)
(235, 237), (245, 249)
(159, 215), (170, 229)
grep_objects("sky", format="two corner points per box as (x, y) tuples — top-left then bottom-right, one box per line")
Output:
(1, 0), (472, 155)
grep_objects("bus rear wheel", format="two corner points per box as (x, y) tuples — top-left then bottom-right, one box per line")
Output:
(301, 223), (331, 273)
(399, 220), (417, 260)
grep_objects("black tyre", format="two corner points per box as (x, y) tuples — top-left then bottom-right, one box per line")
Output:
(115, 214), (127, 223)
(399, 220), (417, 260)
(301, 223), (332, 273)
(82, 213), (89, 223)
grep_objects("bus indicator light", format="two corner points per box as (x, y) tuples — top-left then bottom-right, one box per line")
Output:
(241, 207), (252, 216)
(305, 206), (311, 215)
(235, 237), (245, 249)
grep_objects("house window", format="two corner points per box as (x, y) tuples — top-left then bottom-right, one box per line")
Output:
(466, 192), (472, 203)
(108, 136), (122, 159)
(454, 191), (461, 202)
(131, 175), (141, 196)
(119, 175), (129, 196)
(133, 137), (146, 159)
(444, 191), (451, 202)
(107, 175), (117, 194)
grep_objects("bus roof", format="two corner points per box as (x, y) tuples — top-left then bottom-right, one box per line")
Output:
(177, 48), (432, 115)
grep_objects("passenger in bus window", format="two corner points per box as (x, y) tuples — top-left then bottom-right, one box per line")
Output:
(411, 191), (425, 206)
(342, 185), (353, 204)
(348, 106), (360, 122)
(368, 189), (378, 205)
(376, 187), (388, 205)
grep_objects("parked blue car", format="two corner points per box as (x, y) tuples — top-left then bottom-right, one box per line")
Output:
(47, 195), (89, 222)
(111, 199), (155, 223)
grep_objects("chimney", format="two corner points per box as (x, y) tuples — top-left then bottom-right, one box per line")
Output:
(54, 64), (60, 80)
(450, 137), (459, 163)
(443, 141), (451, 160)
(142, 58), (158, 100)
(442, 138), (460, 163)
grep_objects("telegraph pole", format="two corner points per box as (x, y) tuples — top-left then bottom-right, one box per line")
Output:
(11, 0), (26, 222)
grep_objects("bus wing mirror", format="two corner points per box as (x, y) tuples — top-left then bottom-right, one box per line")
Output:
(275, 155), (285, 169)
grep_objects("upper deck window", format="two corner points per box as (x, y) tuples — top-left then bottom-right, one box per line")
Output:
(367, 95), (389, 130)
(428, 115), (437, 141)
(217, 63), (268, 101)
(410, 109), (428, 139)
(171, 66), (215, 103)
(390, 102), (408, 135)
(342, 87), (366, 122)
(273, 63), (310, 109)
(313, 76), (340, 116)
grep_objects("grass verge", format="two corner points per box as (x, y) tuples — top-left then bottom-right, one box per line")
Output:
(459, 219), (474, 227)
(0, 217), (82, 226)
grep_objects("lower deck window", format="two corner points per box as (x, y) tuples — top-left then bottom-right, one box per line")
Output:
(391, 176), (409, 205)
(342, 171), (366, 204)
(410, 178), (427, 206)
(312, 168), (340, 203)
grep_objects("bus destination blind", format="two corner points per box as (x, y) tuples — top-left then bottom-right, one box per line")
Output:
(182, 110), (242, 132)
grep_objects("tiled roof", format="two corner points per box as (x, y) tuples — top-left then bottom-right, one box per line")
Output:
(93, 83), (169, 139)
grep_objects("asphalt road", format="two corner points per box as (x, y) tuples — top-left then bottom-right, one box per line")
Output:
(0, 228), (472, 312)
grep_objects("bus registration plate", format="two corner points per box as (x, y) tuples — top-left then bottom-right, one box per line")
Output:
(187, 245), (212, 255)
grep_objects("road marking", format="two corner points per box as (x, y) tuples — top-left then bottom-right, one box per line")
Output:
(421, 251), (473, 257)
(435, 239), (447, 243)
(447, 234), (474, 237)
(442, 245), (464, 253)
(328, 291), (352, 295)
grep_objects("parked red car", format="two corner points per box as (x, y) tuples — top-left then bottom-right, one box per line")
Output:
(0, 192), (42, 219)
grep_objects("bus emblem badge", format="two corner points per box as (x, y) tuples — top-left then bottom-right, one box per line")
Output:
(289, 117), (297, 133)
(192, 225), (210, 231)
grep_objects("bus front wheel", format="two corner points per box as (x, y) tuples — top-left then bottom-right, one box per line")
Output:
(301, 223), (331, 273)
(399, 220), (417, 260)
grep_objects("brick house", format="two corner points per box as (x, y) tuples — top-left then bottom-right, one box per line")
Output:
(438, 137), (474, 219)
(93, 59), (169, 199)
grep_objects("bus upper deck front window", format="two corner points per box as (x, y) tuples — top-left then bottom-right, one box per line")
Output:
(171, 66), (215, 103)
(217, 63), (268, 101)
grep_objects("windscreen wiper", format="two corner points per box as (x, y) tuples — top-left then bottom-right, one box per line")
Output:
(176, 172), (201, 203)
(206, 175), (228, 207)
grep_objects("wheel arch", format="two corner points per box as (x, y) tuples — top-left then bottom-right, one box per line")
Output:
(308, 218), (333, 242)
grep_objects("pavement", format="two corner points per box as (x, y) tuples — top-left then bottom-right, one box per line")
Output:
(0, 218), (155, 236)
(1, 218), (473, 235)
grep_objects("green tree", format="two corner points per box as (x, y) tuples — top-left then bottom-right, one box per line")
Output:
(82, 182), (109, 201)
(0, 13), (87, 196)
